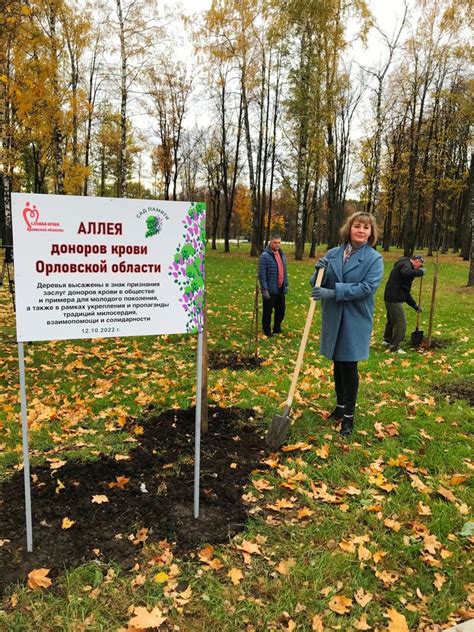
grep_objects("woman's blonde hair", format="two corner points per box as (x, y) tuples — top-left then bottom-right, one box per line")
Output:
(339, 212), (379, 247)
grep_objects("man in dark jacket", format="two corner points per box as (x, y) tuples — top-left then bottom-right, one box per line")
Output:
(383, 254), (425, 353)
(258, 235), (289, 337)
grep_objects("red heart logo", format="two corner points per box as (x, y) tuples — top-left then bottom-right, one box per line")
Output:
(23, 205), (40, 230)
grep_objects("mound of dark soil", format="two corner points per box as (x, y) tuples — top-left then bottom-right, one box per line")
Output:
(208, 350), (264, 370)
(435, 379), (474, 407)
(0, 407), (266, 595)
(419, 338), (451, 349)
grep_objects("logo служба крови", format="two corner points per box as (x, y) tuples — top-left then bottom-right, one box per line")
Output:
(22, 201), (63, 232)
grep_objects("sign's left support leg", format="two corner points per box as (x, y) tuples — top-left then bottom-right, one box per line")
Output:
(18, 342), (33, 551)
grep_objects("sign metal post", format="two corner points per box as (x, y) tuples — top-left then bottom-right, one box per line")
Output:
(194, 329), (204, 518)
(17, 342), (33, 552)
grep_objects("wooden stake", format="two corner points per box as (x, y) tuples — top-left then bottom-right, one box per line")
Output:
(426, 249), (439, 348)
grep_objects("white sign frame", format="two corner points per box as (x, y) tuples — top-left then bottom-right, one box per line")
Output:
(12, 193), (205, 342)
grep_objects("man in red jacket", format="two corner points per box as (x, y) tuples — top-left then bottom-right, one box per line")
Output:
(383, 254), (425, 354)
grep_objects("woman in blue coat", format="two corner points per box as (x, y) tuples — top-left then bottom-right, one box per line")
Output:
(310, 212), (383, 436)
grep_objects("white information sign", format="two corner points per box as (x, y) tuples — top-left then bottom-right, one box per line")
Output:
(12, 193), (206, 342)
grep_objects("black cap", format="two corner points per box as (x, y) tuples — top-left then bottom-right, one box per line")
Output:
(413, 255), (425, 263)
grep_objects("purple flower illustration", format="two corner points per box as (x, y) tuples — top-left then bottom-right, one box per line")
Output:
(168, 202), (206, 333)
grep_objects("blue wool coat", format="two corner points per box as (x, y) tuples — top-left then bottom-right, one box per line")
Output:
(313, 243), (384, 361)
(259, 246), (289, 295)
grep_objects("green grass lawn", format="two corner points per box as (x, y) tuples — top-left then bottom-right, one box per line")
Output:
(0, 245), (473, 631)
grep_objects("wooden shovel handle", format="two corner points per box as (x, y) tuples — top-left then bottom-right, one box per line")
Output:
(416, 275), (423, 329)
(285, 267), (324, 408)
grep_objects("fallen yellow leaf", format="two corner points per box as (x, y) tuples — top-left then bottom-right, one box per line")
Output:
(281, 442), (313, 452)
(91, 494), (109, 504)
(276, 558), (296, 575)
(339, 539), (356, 553)
(253, 478), (274, 491)
(55, 479), (65, 494)
(437, 486), (458, 503)
(386, 607), (409, 632)
(132, 528), (149, 545)
(297, 507), (314, 520)
(417, 501), (432, 516)
(358, 544), (372, 561)
(131, 573), (146, 588)
(311, 614), (324, 631)
(237, 540), (261, 555)
(27, 568), (52, 590)
(409, 474), (432, 494)
(372, 550), (387, 564)
(154, 572), (169, 584)
(127, 605), (167, 629)
(228, 567), (244, 585)
(375, 569), (399, 586)
(384, 518), (401, 532)
(354, 588), (373, 607)
(266, 498), (295, 511)
(328, 594), (352, 614)
(48, 459), (66, 470)
(61, 517), (75, 530)
(198, 545), (214, 561)
(205, 557), (224, 570)
(315, 444), (330, 459)
(423, 533), (442, 554)
(434, 572), (446, 591)
(354, 614), (372, 630)
(449, 474), (467, 486)
(107, 475), (130, 489)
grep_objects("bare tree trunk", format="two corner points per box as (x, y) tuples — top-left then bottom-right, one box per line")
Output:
(309, 169), (320, 258)
(49, 4), (65, 195)
(100, 142), (106, 197)
(366, 3), (406, 214)
(116, 0), (127, 198)
(211, 193), (220, 250)
(259, 50), (272, 249)
(63, 19), (79, 185)
(223, 91), (243, 253)
(462, 152), (473, 264)
(84, 39), (100, 196)
(265, 49), (282, 243)
(242, 73), (260, 257)
(326, 122), (342, 248)
(468, 153), (474, 286)
(0, 35), (13, 253)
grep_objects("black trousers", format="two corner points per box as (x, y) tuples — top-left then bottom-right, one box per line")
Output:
(333, 361), (359, 417)
(262, 288), (285, 335)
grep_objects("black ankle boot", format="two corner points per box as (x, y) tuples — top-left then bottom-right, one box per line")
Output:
(329, 405), (344, 421)
(340, 416), (354, 436)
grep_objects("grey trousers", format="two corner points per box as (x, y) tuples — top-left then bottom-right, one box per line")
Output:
(384, 302), (406, 351)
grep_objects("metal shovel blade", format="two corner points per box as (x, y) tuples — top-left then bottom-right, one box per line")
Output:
(411, 328), (424, 347)
(266, 409), (291, 450)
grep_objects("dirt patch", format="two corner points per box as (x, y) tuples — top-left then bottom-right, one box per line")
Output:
(0, 406), (267, 595)
(435, 379), (474, 407)
(208, 350), (264, 370)
(418, 338), (452, 349)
